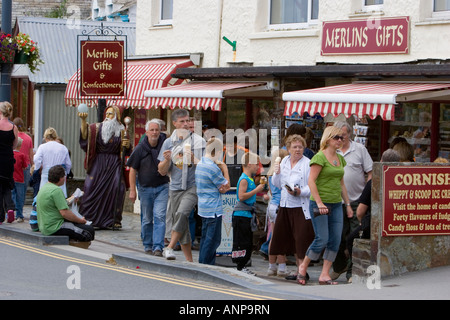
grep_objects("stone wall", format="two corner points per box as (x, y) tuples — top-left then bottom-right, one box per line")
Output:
(0, 0), (92, 25)
(352, 162), (450, 284)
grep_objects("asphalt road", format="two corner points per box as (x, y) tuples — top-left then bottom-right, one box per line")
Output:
(0, 237), (293, 303)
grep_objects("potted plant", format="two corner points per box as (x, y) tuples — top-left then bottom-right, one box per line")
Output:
(14, 33), (44, 73)
(0, 32), (17, 63)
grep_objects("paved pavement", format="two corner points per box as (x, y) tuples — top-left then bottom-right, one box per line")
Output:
(1, 205), (450, 300)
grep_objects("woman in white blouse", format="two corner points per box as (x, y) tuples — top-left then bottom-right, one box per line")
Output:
(271, 135), (315, 284)
(34, 127), (71, 197)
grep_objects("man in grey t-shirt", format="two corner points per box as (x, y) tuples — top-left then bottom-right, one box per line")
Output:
(333, 121), (373, 282)
(158, 109), (205, 261)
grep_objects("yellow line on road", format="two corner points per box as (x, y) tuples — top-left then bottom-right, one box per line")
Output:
(0, 238), (282, 300)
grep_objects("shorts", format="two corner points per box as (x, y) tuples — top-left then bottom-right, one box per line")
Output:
(167, 186), (197, 245)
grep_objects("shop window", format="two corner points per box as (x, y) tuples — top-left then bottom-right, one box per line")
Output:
(160, 0), (173, 24)
(439, 104), (450, 161)
(269, 0), (319, 28)
(389, 103), (450, 163)
(224, 99), (278, 156)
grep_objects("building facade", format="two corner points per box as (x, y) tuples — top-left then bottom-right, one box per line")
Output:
(137, 0), (450, 163)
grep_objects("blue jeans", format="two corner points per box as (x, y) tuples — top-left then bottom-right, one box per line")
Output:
(12, 182), (25, 219)
(138, 183), (169, 252)
(199, 215), (222, 265)
(306, 201), (343, 262)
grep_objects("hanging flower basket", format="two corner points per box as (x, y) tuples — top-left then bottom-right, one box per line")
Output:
(14, 33), (44, 73)
(0, 33), (17, 64)
(14, 50), (28, 64)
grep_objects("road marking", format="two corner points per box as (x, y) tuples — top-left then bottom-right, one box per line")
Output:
(0, 238), (282, 300)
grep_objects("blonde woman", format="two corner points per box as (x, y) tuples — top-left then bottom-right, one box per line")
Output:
(297, 126), (353, 285)
(34, 127), (71, 197)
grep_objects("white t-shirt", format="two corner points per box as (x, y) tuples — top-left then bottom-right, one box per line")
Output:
(337, 140), (373, 202)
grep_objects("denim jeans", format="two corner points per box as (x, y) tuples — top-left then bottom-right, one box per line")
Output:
(306, 201), (343, 262)
(12, 182), (25, 219)
(199, 215), (222, 265)
(138, 183), (169, 252)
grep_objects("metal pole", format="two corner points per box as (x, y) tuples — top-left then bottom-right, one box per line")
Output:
(1, 0), (13, 102)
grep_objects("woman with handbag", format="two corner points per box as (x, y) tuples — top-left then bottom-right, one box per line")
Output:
(298, 126), (353, 285)
(271, 135), (315, 281)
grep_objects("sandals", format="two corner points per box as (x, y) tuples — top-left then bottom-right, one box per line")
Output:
(296, 275), (339, 286)
(319, 279), (339, 285)
(296, 273), (308, 285)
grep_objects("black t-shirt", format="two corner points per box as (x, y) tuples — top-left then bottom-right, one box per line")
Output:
(126, 134), (169, 188)
(358, 179), (372, 207)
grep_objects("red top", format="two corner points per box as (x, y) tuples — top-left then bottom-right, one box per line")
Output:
(13, 151), (27, 183)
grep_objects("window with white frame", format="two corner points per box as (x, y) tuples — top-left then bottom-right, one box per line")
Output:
(160, 0), (173, 24)
(269, 0), (318, 28)
(433, 0), (450, 19)
(434, 0), (450, 11)
(362, 0), (383, 12)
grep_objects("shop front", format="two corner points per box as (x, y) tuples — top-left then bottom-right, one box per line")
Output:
(282, 81), (450, 162)
(64, 57), (195, 146)
(144, 80), (279, 254)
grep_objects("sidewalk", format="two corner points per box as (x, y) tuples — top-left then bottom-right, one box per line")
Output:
(2, 205), (450, 300)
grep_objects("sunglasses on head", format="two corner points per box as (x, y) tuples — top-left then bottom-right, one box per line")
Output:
(332, 135), (344, 141)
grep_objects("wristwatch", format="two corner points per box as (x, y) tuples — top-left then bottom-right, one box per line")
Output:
(346, 203), (351, 207)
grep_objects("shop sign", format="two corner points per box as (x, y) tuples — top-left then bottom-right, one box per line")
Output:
(80, 40), (124, 96)
(217, 190), (236, 254)
(382, 166), (450, 236)
(321, 16), (409, 55)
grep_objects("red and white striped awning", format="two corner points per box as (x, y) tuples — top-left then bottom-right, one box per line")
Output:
(64, 58), (194, 108)
(283, 82), (450, 121)
(144, 81), (268, 111)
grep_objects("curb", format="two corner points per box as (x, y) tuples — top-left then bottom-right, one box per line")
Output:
(113, 251), (273, 289)
(0, 225), (69, 246)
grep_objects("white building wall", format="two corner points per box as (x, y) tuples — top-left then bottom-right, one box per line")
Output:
(136, 0), (450, 67)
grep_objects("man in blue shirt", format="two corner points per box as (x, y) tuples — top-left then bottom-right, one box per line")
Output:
(195, 138), (230, 265)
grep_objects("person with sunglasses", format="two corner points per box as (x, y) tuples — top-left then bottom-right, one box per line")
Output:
(297, 126), (353, 285)
(332, 121), (373, 283)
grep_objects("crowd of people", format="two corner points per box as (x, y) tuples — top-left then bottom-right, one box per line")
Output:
(123, 111), (381, 281)
(3, 98), (449, 282)
(0, 100), (93, 247)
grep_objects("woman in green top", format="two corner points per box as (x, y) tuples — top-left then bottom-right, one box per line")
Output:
(297, 126), (353, 285)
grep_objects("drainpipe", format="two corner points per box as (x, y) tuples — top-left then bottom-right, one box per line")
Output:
(216, 0), (224, 67)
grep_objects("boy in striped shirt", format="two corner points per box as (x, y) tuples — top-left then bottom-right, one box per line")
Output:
(195, 138), (230, 265)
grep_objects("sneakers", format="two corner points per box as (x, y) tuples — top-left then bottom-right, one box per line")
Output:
(163, 247), (176, 260)
(240, 267), (256, 276)
(153, 249), (163, 257)
(267, 267), (277, 276)
(7, 210), (14, 223)
(276, 269), (288, 278)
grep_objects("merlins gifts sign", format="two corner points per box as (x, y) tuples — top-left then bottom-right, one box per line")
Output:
(80, 40), (124, 96)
